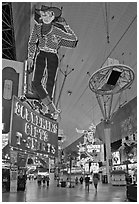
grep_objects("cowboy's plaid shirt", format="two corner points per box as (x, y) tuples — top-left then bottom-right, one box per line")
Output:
(28, 23), (78, 59)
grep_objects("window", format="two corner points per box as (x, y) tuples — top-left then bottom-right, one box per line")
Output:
(3, 79), (13, 100)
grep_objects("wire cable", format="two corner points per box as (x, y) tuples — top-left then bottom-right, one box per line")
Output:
(101, 15), (137, 68)
(105, 2), (110, 44)
(67, 15), (137, 110)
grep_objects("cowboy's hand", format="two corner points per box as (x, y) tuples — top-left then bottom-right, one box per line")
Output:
(27, 58), (33, 72)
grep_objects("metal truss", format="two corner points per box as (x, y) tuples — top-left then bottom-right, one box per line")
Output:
(2, 2), (16, 60)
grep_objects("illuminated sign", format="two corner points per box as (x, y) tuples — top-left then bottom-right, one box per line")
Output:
(84, 163), (89, 172)
(10, 96), (58, 157)
(77, 124), (102, 162)
(86, 144), (101, 153)
(112, 151), (120, 165)
(90, 163), (99, 173)
(78, 144), (100, 154)
(2, 133), (9, 148)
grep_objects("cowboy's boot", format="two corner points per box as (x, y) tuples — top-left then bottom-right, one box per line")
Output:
(41, 96), (56, 113)
(40, 103), (49, 114)
(25, 92), (40, 100)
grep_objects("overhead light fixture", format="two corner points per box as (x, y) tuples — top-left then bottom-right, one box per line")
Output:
(67, 90), (72, 95)
(107, 70), (121, 86)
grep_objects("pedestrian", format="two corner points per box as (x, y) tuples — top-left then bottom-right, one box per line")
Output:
(75, 177), (78, 185)
(37, 175), (42, 186)
(66, 177), (70, 187)
(57, 176), (60, 187)
(46, 176), (50, 187)
(29, 175), (31, 180)
(79, 176), (83, 184)
(85, 175), (90, 192)
(93, 173), (99, 192)
(42, 176), (46, 185)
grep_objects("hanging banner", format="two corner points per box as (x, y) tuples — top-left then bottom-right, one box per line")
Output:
(17, 152), (28, 167)
(9, 96), (58, 157)
(112, 151), (120, 165)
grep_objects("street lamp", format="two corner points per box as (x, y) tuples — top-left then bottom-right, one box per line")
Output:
(89, 63), (134, 183)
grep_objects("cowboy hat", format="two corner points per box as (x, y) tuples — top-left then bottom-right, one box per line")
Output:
(36, 5), (62, 18)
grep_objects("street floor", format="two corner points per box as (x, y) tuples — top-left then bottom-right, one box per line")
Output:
(2, 174), (128, 202)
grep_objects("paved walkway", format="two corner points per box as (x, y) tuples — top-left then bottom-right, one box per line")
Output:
(2, 175), (127, 202)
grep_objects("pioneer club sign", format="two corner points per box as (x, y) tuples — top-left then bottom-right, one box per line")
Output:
(9, 96), (58, 157)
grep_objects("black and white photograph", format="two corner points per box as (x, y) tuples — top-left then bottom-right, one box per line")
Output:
(2, 1), (137, 202)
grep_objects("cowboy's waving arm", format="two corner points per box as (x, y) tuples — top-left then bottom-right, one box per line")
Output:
(58, 23), (78, 48)
(61, 24), (77, 40)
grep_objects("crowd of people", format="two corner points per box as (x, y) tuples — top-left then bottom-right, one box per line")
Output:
(28, 174), (50, 187)
(37, 175), (50, 187)
(56, 173), (99, 192)
(84, 174), (99, 192)
(28, 172), (100, 192)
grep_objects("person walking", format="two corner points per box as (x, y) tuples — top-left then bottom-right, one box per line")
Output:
(46, 176), (50, 187)
(57, 175), (60, 187)
(85, 175), (90, 192)
(42, 176), (46, 185)
(37, 175), (42, 186)
(93, 173), (99, 192)
(79, 176), (83, 184)
(75, 177), (78, 185)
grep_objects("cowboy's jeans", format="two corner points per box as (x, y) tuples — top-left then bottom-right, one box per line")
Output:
(32, 51), (58, 100)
